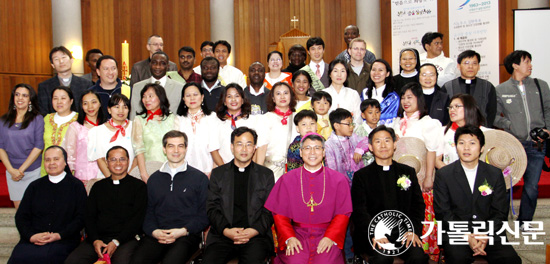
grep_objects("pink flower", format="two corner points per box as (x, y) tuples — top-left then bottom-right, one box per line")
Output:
(503, 166), (512, 177)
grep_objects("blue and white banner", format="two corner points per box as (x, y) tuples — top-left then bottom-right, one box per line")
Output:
(449, 0), (499, 84)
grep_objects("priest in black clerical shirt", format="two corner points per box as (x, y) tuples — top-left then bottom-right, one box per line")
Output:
(65, 146), (147, 264)
(351, 126), (428, 264)
(203, 126), (275, 263)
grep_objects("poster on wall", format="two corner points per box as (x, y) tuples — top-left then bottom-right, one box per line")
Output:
(448, 0), (499, 84)
(391, 0), (438, 74)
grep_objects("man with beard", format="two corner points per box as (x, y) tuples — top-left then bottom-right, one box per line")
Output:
(244, 62), (269, 115)
(203, 127), (275, 263)
(130, 35), (178, 87)
(168, 46), (202, 85)
(130, 51), (184, 119)
(200, 57), (225, 111)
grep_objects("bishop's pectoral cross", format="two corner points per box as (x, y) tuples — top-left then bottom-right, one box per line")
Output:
(306, 195), (318, 212)
(291, 16), (299, 29)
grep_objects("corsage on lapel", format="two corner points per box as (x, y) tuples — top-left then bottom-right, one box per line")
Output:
(478, 179), (493, 196)
(397, 175), (412, 191)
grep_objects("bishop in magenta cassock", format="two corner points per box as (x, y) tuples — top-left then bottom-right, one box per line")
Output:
(265, 133), (352, 264)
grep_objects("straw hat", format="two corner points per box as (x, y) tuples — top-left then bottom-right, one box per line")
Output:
(480, 130), (527, 189)
(129, 161), (164, 179)
(393, 137), (430, 186)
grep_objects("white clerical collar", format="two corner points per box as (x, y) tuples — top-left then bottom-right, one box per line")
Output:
(401, 70), (418, 78)
(423, 88), (435, 95)
(202, 80), (221, 93)
(150, 76), (168, 87)
(248, 85), (266, 96)
(54, 112), (77, 125)
(161, 161), (188, 180)
(48, 171), (67, 184)
(304, 165), (323, 173)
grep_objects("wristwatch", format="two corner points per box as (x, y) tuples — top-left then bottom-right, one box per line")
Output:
(112, 239), (120, 247)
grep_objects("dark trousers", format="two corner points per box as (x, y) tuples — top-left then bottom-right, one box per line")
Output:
(201, 236), (271, 264)
(130, 234), (200, 264)
(64, 239), (139, 264)
(366, 245), (429, 264)
(442, 240), (522, 264)
(8, 240), (78, 264)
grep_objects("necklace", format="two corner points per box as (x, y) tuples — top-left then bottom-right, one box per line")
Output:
(49, 113), (78, 146)
(300, 166), (326, 212)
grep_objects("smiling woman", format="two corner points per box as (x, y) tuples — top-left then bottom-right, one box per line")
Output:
(131, 83), (177, 183)
(62, 90), (107, 186)
(41, 86), (78, 177)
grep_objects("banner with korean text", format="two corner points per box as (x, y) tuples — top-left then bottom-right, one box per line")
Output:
(391, 0), (438, 74)
(449, 0), (499, 84)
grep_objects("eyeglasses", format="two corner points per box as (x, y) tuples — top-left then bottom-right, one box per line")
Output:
(302, 146), (324, 152)
(269, 58), (282, 62)
(447, 105), (464, 110)
(108, 157), (128, 163)
(338, 122), (355, 127)
(148, 43), (164, 47)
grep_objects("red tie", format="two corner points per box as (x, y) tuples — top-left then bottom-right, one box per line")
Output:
(316, 64), (322, 79)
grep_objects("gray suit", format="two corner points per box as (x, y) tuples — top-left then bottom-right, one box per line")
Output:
(129, 77), (183, 120)
(129, 58), (178, 87)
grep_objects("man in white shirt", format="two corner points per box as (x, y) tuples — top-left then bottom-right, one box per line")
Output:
(419, 32), (459, 87)
(130, 51), (184, 119)
(434, 126), (521, 264)
(305, 37), (329, 89)
(193, 41), (214, 74)
(214, 40), (247, 88)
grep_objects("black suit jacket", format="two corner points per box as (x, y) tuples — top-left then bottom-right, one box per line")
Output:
(37, 74), (93, 115)
(206, 161), (275, 248)
(427, 89), (450, 125)
(351, 162), (425, 254)
(434, 160), (507, 243)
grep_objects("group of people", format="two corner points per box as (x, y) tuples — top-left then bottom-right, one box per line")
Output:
(0, 25), (544, 264)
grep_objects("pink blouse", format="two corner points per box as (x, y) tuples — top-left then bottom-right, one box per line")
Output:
(63, 122), (99, 182)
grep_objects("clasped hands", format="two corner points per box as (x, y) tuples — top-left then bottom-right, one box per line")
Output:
(372, 232), (423, 250)
(8, 167), (24, 182)
(29, 232), (61, 246)
(152, 228), (188, 244)
(92, 239), (118, 259)
(223, 227), (259, 244)
(467, 233), (489, 256)
(285, 237), (334, 256)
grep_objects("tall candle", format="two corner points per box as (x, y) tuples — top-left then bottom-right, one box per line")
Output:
(121, 40), (129, 80)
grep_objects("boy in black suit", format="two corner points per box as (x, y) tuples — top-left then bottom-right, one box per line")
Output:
(434, 125), (521, 264)
(351, 125), (428, 263)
